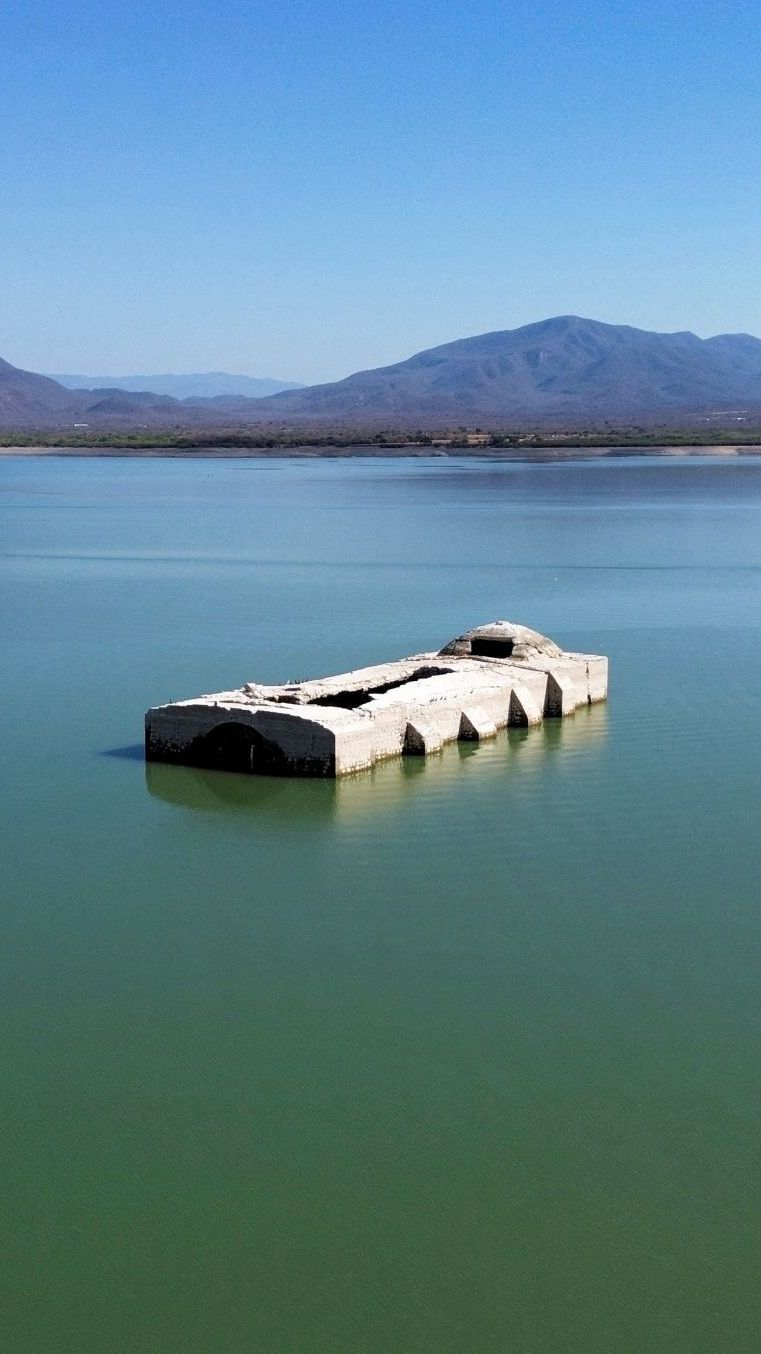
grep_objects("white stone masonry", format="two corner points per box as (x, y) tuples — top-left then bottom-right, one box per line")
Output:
(145, 621), (608, 778)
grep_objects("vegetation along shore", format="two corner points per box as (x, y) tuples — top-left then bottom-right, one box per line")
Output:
(2, 429), (761, 458)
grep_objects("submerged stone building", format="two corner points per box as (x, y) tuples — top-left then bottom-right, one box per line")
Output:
(145, 621), (608, 778)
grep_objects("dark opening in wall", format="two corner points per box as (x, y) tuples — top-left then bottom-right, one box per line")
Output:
(191, 722), (292, 774)
(308, 665), (454, 710)
(470, 637), (515, 658)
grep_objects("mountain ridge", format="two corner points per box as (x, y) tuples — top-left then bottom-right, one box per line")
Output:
(246, 316), (761, 421)
(48, 372), (303, 399)
(4, 316), (761, 428)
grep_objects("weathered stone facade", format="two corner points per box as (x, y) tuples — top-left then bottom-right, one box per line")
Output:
(145, 621), (608, 778)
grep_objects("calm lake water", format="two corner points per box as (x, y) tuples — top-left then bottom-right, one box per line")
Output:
(3, 453), (761, 1352)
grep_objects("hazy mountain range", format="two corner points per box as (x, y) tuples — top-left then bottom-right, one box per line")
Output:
(48, 372), (303, 399)
(4, 317), (761, 429)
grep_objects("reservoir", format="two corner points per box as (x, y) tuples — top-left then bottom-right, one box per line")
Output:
(2, 454), (761, 1351)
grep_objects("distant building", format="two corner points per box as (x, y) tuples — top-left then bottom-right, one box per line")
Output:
(464, 432), (491, 446)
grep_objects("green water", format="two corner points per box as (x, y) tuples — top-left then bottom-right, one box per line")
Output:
(3, 454), (761, 1352)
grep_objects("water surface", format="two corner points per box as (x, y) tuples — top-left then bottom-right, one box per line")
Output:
(2, 455), (761, 1352)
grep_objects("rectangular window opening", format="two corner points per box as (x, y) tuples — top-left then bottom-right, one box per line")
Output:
(470, 638), (515, 658)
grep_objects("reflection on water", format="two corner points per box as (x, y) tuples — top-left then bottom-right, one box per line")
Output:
(145, 702), (609, 823)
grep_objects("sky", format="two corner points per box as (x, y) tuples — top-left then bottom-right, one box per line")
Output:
(2, 0), (760, 383)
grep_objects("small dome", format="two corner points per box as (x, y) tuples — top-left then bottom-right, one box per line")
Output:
(438, 621), (562, 660)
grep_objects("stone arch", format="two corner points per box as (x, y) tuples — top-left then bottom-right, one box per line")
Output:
(191, 721), (291, 775)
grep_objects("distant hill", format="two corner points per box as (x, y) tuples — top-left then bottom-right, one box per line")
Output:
(49, 372), (303, 399)
(0, 356), (86, 422)
(0, 358), (217, 426)
(0, 358), (302, 428)
(6, 317), (761, 430)
(249, 316), (761, 422)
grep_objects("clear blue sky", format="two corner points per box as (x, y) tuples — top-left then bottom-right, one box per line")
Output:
(2, 0), (759, 382)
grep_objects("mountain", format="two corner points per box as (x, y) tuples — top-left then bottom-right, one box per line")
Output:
(248, 317), (761, 422)
(0, 358), (212, 426)
(0, 356), (84, 422)
(6, 318), (761, 430)
(49, 372), (303, 399)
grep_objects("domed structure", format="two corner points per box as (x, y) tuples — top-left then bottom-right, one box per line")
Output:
(146, 622), (608, 777)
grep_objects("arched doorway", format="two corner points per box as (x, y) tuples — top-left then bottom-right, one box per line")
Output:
(191, 722), (290, 775)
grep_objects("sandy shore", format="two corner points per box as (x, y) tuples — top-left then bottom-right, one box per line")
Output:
(2, 444), (761, 460)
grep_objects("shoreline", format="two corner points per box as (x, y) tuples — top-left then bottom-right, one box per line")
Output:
(2, 443), (761, 461)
